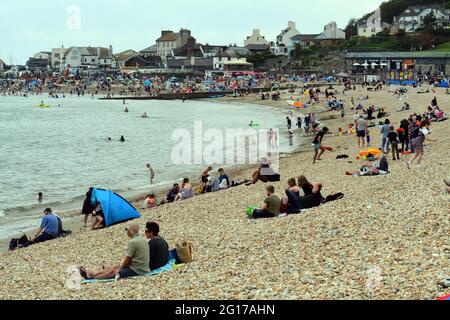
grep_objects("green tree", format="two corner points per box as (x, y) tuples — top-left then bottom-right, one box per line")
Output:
(423, 12), (437, 27)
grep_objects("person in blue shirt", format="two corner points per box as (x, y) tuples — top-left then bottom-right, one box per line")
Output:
(31, 208), (60, 244)
(218, 168), (230, 189)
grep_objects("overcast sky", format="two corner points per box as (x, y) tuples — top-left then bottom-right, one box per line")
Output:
(0, 0), (384, 64)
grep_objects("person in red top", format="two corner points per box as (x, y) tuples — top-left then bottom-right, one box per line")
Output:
(143, 194), (156, 209)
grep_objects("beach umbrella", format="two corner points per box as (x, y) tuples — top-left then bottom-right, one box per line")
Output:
(362, 63), (369, 67)
(353, 63), (361, 66)
(380, 63), (388, 66)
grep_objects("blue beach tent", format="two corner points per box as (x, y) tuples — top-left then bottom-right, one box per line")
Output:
(438, 81), (449, 88)
(91, 188), (141, 227)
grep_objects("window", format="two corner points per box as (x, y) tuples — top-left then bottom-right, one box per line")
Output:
(91, 58), (95, 62)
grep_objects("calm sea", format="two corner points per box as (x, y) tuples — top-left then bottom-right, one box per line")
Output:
(0, 94), (301, 238)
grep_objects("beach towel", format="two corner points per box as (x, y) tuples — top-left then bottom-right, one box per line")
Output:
(81, 250), (184, 284)
(438, 294), (450, 300)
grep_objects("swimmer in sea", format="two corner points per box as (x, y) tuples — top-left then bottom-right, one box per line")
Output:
(124, 107), (129, 113)
(120, 135), (125, 143)
(107, 137), (112, 142)
(37, 192), (44, 203)
(249, 121), (254, 127)
(142, 112), (148, 118)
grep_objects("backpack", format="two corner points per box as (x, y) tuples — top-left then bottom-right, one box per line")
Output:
(379, 156), (389, 172)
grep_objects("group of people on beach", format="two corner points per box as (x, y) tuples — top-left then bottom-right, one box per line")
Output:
(248, 176), (344, 219)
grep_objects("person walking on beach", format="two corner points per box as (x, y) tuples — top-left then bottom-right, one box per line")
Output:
(79, 224), (150, 280)
(147, 164), (155, 184)
(312, 127), (330, 164)
(380, 119), (391, 154)
(407, 120), (437, 169)
(387, 126), (400, 161)
(297, 117), (302, 131)
(355, 115), (368, 149)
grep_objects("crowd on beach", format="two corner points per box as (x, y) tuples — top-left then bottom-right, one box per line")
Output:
(5, 75), (450, 286)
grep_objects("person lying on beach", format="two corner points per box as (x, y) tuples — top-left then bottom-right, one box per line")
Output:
(145, 222), (169, 271)
(161, 184), (180, 205)
(250, 158), (281, 184)
(174, 178), (193, 202)
(79, 224), (150, 281)
(249, 186), (281, 219)
(345, 156), (389, 177)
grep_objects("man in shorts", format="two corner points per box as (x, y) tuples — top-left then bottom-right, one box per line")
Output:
(79, 223), (150, 280)
(355, 115), (368, 149)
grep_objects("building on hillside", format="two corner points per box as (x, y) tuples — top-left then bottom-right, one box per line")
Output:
(113, 50), (141, 68)
(245, 44), (270, 55)
(346, 51), (450, 80)
(201, 44), (227, 58)
(316, 22), (346, 40)
(156, 29), (193, 61)
(33, 51), (52, 61)
(213, 50), (245, 70)
(227, 45), (251, 56)
(170, 37), (203, 59)
(26, 58), (50, 71)
(140, 45), (158, 57)
(290, 22), (345, 50)
(244, 29), (269, 47)
(270, 43), (289, 56)
(394, 5), (449, 33)
(291, 34), (320, 49)
(276, 21), (301, 55)
(166, 57), (213, 73)
(357, 7), (391, 37)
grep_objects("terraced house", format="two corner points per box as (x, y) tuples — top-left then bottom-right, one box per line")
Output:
(394, 5), (449, 33)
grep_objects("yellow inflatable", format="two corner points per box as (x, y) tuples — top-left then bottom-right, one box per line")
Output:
(360, 149), (382, 157)
(36, 104), (49, 108)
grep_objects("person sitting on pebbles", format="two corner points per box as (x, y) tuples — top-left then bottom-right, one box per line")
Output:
(250, 158), (281, 185)
(79, 223), (150, 281)
(249, 185), (281, 219)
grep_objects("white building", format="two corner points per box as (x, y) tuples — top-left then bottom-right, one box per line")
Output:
(213, 50), (247, 70)
(316, 22), (346, 40)
(394, 5), (449, 33)
(34, 51), (52, 60)
(270, 43), (289, 56)
(357, 8), (391, 37)
(244, 29), (269, 47)
(276, 21), (301, 55)
(0, 58), (5, 71)
(156, 29), (192, 62)
(51, 47), (69, 70)
(56, 45), (114, 71)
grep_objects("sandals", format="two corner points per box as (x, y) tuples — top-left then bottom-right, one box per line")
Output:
(79, 266), (90, 280)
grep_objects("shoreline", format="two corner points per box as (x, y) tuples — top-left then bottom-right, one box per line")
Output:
(0, 96), (307, 250)
(1, 85), (449, 299)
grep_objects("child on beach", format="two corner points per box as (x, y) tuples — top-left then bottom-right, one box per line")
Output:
(312, 127), (330, 164)
(387, 126), (400, 161)
(143, 194), (156, 209)
(366, 130), (371, 147)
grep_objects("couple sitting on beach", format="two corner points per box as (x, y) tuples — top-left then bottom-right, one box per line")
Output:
(199, 167), (233, 193)
(159, 179), (194, 205)
(248, 177), (344, 219)
(79, 222), (169, 281)
(9, 208), (71, 251)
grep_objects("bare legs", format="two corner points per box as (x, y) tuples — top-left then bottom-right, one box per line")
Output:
(92, 215), (104, 230)
(407, 150), (424, 169)
(81, 264), (121, 280)
(313, 148), (325, 164)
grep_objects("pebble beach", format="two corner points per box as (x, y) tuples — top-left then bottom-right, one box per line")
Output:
(0, 85), (449, 300)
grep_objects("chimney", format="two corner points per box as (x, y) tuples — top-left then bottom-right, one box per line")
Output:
(288, 21), (296, 29)
(253, 29), (260, 36)
(109, 45), (113, 57)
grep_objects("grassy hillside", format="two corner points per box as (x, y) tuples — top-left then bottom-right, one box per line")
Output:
(428, 41), (450, 51)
